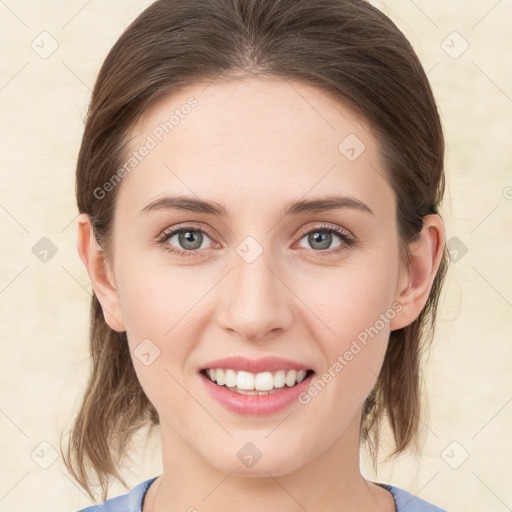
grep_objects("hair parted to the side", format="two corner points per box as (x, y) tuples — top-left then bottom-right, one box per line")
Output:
(61, 0), (449, 502)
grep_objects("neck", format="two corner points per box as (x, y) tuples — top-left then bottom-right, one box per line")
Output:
(148, 411), (394, 512)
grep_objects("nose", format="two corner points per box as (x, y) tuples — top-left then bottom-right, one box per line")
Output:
(217, 249), (294, 342)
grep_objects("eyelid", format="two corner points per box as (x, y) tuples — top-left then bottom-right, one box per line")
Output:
(159, 222), (219, 243)
(159, 221), (353, 241)
(294, 221), (355, 243)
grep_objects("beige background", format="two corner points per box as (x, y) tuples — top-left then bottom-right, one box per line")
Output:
(0, 1), (511, 511)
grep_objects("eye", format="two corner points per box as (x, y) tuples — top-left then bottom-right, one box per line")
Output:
(157, 225), (218, 256)
(295, 223), (355, 254)
(156, 222), (355, 258)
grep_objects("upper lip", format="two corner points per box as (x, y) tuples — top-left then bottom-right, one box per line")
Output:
(200, 356), (312, 374)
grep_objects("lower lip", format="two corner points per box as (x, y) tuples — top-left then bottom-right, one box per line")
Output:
(199, 371), (314, 415)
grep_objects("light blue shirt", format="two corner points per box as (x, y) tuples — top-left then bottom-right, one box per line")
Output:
(76, 476), (448, 511)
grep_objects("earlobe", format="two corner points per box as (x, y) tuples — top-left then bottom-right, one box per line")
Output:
(76, 213), (126, 332)
(390, 214), (445, 331)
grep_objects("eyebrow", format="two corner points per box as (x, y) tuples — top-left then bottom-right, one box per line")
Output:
(138, 194), (374, 217)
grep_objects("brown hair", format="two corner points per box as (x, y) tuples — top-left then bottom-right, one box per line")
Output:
(61, 0), (449, 502)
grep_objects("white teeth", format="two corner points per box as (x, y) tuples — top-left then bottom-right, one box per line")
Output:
(205, 368), (310, 391)
(285, 370), (297, 387)
(274, 370), (286, 388)
(237, 371), (255, 390)
(225, 369), (237, 388)
(215, 368), (226, 386)
(296, 369), (307, 383)
(255, 371), (274, 391)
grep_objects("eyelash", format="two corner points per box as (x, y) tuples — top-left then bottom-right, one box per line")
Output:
(156, 222), (355, 258)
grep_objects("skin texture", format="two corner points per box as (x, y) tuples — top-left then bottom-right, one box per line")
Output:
(77, 77), (445, 512)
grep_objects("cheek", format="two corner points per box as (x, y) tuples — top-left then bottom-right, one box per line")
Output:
(297, 272), (394, 423)
(118, 266), (206, 418)
(294, 253), (398, 402)
(300, 261), (397, 346)
(116, 253), (214, 340)
(111, 257), (201, 379)
(115, 261), (220, 412)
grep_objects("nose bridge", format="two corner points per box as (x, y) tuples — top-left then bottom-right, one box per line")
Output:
(218, 241), (293, 340)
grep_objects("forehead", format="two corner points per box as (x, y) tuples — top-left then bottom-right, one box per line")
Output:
(115, 77), (392, 219)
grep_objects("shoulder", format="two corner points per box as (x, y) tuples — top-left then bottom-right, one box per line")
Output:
(75, 477), (158, 512)
(377, 483), (448, 512)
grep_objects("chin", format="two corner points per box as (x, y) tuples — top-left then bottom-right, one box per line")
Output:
(202, 440), (311, 478)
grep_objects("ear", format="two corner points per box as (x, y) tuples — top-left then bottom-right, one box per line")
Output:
(390, 214), (446, 331)
(76, 213), (126, 332)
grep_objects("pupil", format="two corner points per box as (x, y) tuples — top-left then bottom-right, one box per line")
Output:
(180, 230), (202, 249)
(309, 231), (331, 250)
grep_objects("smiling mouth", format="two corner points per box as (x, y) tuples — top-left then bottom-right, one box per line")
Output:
(200, 368), (315, 395)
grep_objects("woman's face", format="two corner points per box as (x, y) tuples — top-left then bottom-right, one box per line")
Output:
(100, 77), (411, 476)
